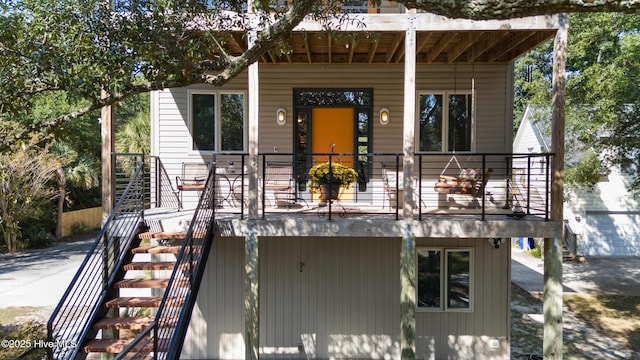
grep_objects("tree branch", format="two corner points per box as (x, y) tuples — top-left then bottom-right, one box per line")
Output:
(399, 0), (640, 19)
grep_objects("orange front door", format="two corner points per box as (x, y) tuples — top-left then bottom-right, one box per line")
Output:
(311, 108), (355, 201)
(311, 108), (354, 165)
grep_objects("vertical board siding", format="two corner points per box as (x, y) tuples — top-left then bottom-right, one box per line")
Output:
(415, 238), (510, 360)
(182, 236), (509, 359)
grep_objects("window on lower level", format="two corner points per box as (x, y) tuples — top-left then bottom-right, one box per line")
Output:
(417, 247), (473, 311)
(190, 91), (246, 152)
(418, 92), (473, 152)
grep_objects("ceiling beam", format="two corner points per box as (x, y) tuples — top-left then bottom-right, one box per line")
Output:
(448, 32), (481, 63)
(426, 32), (454, 63)
(386, 32), (404, 64)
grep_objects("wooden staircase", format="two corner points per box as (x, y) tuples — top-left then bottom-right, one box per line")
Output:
(81, 230), (187, 356)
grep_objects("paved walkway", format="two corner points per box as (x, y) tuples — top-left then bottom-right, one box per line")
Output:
(511, 248), (640, 359)
(0, 238), (94, 310)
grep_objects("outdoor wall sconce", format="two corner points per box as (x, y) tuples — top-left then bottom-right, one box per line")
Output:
(489, 238), (505, 249)
(379, 108), (390, 125)
(276, 108), (287, 125)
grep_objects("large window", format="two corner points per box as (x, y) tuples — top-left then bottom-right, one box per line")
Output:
(417, 248), (473, 311)
(418, 92), (473, 152)
(190, 91), (246, 152)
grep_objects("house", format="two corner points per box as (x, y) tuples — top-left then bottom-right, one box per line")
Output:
(514, 105), (640, 257)
(46, 5), (567, 360)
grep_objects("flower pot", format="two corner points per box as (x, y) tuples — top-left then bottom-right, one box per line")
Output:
(322, 184), (341, 201)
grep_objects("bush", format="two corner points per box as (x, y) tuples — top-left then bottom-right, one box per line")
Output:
(20, 226), (55, 249)
(70, 222), (91, 236)
(0, 321), (47, 360)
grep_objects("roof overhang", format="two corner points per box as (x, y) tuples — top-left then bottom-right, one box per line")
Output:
(224, 14), (560, 64)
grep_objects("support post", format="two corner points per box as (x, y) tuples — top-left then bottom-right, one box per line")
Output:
(245, 223), (259, 360)
(100, 92), (115, 360)
(544, 13), (568, 359)
(101, 91), (113, 224)
(400, 223), (416, 360)
(401, 17), (417, 360)
(245, 15), (260, 358)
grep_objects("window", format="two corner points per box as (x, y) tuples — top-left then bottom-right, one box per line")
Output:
(417, 248), (473, 311)
(190, 91), (246, 152)
(418, 92), (473, 152)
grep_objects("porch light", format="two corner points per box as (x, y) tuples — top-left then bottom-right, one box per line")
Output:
(276, 108), (287, 125)
(379, 108), (390, 125)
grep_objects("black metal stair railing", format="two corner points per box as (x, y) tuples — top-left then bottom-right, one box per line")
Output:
(116, 166), (218, 360)
(46, 155), (146, 359)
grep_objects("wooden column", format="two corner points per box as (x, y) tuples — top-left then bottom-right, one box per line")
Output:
(100, 92), (113, 223)
(245, 22), (260, 360)
(400, 17), (417, 360)
(100, 93), (115, 360)
(544, 13), (568, 359)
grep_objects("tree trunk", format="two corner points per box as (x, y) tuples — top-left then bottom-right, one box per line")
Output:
(55, 168), (66, 239)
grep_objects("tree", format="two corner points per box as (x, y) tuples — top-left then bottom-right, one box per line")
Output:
(515, 13), (640, 192)
(0, 144), (63, 252)
(50, 143), (99, 239)
(3, 0), (640, 154)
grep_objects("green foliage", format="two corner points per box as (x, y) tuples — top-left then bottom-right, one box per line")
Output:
(116, 111), (150, 155)
(70, 222), (91, 236)
(308, 162), (358, 192)
(526, 246), (541, 258)
(20, 226), (56, 249)
(515, 13), (640, 191)
(0, 321), (47, 360)
(0, 145), (62, 252)
(565, 151), (608, 190)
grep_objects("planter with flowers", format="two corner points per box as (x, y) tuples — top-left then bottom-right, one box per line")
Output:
(308, 161), (358, 201)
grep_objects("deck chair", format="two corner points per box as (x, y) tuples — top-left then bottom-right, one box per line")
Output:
(176, 162), (210, 207)
(263, 162), (298, 208)
(382, 165), (404, 209)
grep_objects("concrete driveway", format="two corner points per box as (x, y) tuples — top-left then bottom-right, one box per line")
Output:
(0, 237), (94, 309)
(511, 247), (640, 296)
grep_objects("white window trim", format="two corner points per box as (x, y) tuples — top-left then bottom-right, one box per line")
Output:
(417, 247), (474, 313)
(188, 89), (247, 153)
(416, 90), (476, 153)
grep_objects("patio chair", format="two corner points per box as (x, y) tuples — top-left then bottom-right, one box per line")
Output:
(263, 162), (307, 208)
(382, 164), (404, 209)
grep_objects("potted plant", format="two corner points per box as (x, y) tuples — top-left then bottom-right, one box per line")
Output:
(308, 161), (358, 200)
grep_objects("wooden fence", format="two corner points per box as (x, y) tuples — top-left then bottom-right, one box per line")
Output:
(60, 206), (102, 238)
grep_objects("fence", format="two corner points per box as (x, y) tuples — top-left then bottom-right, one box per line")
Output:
(59, 206), (102, 238)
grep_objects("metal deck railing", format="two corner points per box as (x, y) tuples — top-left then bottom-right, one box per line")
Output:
(47, 154), (146, 359)
(149, 152), (554, 221)
(115, 163), (218, 359)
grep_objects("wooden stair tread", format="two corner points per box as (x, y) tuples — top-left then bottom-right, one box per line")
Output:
(93, 316), (155, 330)
(115, 278), (189, 288)
(105, 297), (184, 308)
(131, 245), (182, 254)
(83, 338), (170, 353)
(123, 261), (176, 271)
(93, 316), (179, 330)
(137, 231), (186, 240)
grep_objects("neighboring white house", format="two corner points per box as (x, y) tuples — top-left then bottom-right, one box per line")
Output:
(514, 105), (640, 257)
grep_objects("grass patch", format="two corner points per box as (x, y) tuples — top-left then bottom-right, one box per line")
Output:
(0, 307), (49, 325)
(564, 294), (640, 352)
